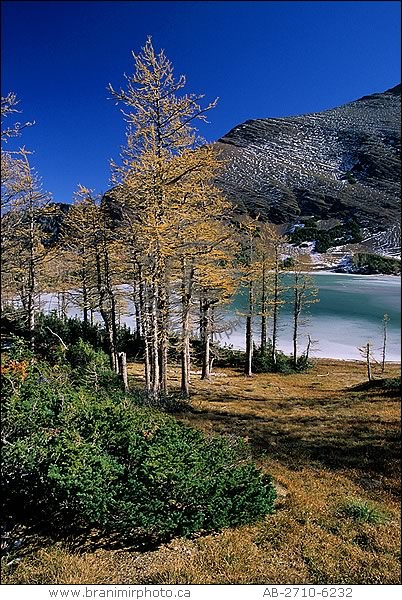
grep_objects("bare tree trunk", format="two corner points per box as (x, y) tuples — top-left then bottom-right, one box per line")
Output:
(133, 280), (141, 340)
(305, 334), (312, 361)
(95, 247), (117, 372)
(27, 286), (35, 352)
(57, 292), (62, 319)
(158, 273), (169, 394)
(202, 332), (211, 380)
(150, 278), (160, 397)
(61, 291), (68, 321)
(181, 259), (194, 396)
(138, 270), (151, 394)
(199, 297), (205, 342)
(118, 351), (129, 392)
(27, 210), (35, 352)
(103, 236), (119, 373)
(292, 276), (301, 370)
(271, 269), (279, 369)
(181, 311), (191, 396)
(366, 342), (372, 382)
(80, 249), (89, 324)
(260, 263), (267, 352)
(101, 299), (118, 372)
(382, 314), (389, 374)
(292, 319), (298, 369)
(245, 280), (253, 376)
(45, 326), (68, 349)
(110, 294), (119, 373)
(101, 312), (116, 371)
(82, 279), (89, 324)
(201, 300), (211, 380)
(181, 328), (190, 395)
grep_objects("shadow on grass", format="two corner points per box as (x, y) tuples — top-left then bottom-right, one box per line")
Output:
(184, 395), (401, 479)
(348, 377), (401, 397)
(2, 521), (169, 561)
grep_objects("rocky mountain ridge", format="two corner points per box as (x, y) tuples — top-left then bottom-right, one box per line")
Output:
(37, 86), (401, 270)
(214, 84), (401, 260)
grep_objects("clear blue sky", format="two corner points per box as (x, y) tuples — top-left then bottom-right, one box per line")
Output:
(1, 1), (401, 204)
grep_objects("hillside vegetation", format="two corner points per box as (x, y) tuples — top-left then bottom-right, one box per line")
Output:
(351, 252), (401, 275)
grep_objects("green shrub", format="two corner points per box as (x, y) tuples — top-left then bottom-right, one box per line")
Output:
(383, 377), (400, 390)
(133, 390), (192, 413)
(1, 311), (144, 362)
(3, 334), (35, 362)
(1, 359), (276, 545)
(252, 348), (293, 374)
(115, 322), (144, 360)
(187, 340), (246, 371)
(339, 499), (389, 524)
(66, 338), (109, 370)
(282, 256), (295, 269)
(295, 353), (314, 373)
(35, 312), (106, 358)
(252, 345), (313, 374)
(343, 170), (357, 185)
(209, 343), (245, 369)
(288, 219), (363, 253)
(352, 253), (401, 275)
(65, 339), (121, 392)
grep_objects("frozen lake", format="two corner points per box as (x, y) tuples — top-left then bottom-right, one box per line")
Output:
(39, 272), (400, 362)
(221, 272), (401, 361)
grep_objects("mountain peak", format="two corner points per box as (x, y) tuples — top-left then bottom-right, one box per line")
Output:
(356, 83), (401, 102)
(214, 86), (401, 242)
(384, 83), (401, 95)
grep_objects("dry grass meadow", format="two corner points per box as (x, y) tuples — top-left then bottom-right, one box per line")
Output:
(2, 359), (401, 585)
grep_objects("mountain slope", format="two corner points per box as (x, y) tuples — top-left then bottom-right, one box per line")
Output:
(214, 84), (401, 251)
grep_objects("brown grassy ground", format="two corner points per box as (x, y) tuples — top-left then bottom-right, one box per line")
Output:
(2, 359), (401, 585)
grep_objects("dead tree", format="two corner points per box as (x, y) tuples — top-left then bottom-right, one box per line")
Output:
(359, 342), (373, 382)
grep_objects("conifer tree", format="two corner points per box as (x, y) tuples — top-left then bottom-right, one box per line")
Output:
(237, 221), (288, 372)
(57, 186), (100, 324)
(1, 149), (53, 349)
(171, 155), (236, 393)
(58, 187), (127, 371)
(254, 223), (275, 353)
(1, 94), (34, 314)
(108, 37), (230, 396)
(1, 93), (34, 213)
(263, 224), (287, 368)
(237, 216), (260, 376)
(287, 250), (319, 368)
(196, 234), (238, 380)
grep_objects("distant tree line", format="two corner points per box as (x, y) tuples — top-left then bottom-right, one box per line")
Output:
(352, 253), (400, 275)
(288, 218), (363, 253)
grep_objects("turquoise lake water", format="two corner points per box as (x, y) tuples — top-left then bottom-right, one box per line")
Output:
(218, 273), (401, 361)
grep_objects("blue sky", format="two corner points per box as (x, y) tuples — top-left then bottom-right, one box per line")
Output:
(1, 1), (401, 204)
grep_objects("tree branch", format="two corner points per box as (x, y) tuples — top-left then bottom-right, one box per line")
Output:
(45, 326), (68, 350)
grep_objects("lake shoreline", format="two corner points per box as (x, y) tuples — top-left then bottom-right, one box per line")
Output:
(309, 356), (401, 365)
(306, 268), (401, 279)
